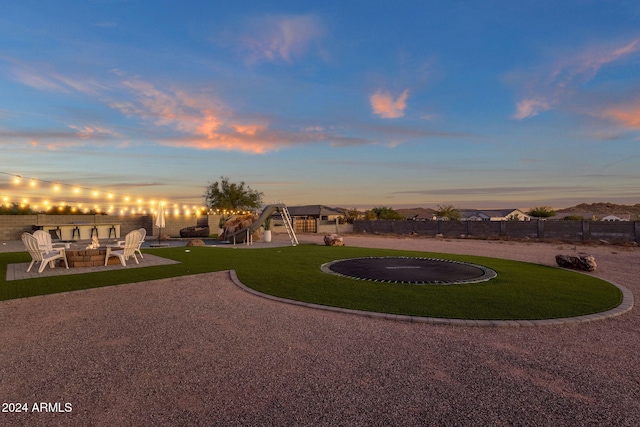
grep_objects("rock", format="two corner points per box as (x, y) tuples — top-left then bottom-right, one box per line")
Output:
(555, 254), (597, 272)
(186, 239), (205, 247)
(435, 233), (444, 238)
(220, 214), (259, 241)
(160, 233), (172, 241)
(324, 234), (344, 246)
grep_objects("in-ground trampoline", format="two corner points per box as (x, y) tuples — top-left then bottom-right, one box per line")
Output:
(321, 256), (497, 285)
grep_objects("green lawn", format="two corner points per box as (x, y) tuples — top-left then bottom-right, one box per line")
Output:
(0, 244), (622, 320)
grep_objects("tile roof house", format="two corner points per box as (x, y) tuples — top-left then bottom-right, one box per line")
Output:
(459, 209), (531, 221)
(286, 205), (344, 221)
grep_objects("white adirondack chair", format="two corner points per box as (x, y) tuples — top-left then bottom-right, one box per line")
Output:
(117, 228), (146, 258)
(105, 230), (142, 266)
(135, 228), (146, 258)
(33, 230), (66, 252)
(22, 232), (69, 273)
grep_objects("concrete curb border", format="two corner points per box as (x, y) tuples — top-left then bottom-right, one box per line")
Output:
(228, 270), (634, 327)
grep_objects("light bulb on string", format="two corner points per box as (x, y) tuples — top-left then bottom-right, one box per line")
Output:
(2, 170), (201, 220)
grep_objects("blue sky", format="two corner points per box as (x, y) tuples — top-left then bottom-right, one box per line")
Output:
(1, 0), (639, 213)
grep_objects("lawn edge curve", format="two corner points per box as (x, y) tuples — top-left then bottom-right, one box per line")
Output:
(228, 270), (634, 327)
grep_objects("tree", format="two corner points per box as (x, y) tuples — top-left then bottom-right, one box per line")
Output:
(435, 204), (460, 220)
(340, 208), (362, 224)
(363, 210), (378, 220)
(370, 206), (405, 220)
(204, 176), (263, 211)
(563, 215), (583, 221)
(0, 203), (36, 215)
(527, 206), (556, 218)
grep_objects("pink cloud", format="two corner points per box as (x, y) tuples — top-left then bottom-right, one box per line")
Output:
(370, 89), (409, 119)
(68, 124), (117, 139)
(600, 105), (640, 129)
(569, 39), (640, 80)
(238, 14), (326, 64)
(112, 77), (322, 153)
(231, 124), (264, 136)
(161, 134), (282, 154)
(511, 38), (640, 120)
(512, 97), (551, 119)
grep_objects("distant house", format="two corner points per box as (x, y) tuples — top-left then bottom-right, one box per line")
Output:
(284, 205), (345, 234)
(286, 205), (344, 221)
(601, 214), (631, 221)
(460, 209), (531, 221)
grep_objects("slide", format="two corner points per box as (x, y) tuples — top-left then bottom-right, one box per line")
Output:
(222, 203), (287, 243)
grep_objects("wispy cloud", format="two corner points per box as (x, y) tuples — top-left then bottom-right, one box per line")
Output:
(370, 89), (409, 119)
(110, 76), (343, 153)
(394, 185), (596, 196)
(234, 14), (326, 64)
(8, 59), (103, 95)
(0, 124), (118, 150)
(512, 97), (550, 120)
(599, 104), (640, 129)
(511, 38), (640, 119)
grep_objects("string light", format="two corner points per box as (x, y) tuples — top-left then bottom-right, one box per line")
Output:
(0, 170), (208, 216)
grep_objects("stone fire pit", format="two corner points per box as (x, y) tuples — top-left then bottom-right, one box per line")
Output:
(65, 246), (122, 268)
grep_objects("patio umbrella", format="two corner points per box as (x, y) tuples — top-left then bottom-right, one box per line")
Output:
(155, 204), (166, 243)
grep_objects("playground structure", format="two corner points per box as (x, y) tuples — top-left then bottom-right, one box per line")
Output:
(221, 204), (298, 246)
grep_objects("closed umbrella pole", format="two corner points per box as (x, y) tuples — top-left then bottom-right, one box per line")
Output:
(155, 204), (166, 243)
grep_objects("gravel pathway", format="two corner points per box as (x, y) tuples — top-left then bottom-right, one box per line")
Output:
(1, 234), (639, 426)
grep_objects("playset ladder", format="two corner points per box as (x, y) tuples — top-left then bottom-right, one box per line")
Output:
(279, 206), (298, 246)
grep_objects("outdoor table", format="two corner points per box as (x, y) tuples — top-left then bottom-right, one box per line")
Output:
(35, 223), (121, 241)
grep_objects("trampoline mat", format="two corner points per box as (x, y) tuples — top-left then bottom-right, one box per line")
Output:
(322, 257), (497, 285)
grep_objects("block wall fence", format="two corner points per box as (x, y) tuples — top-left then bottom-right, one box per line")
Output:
(0, 214), (223, 241)
(7, 216), (637, 242)
(353, 220), (640, 243)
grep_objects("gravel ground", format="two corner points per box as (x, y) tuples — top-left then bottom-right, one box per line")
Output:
(1, 233), (639, 426)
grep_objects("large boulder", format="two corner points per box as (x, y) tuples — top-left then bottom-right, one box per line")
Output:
(555, 254), (597, 272)
(324, 234), (344, 246)
(186, 239), (206, 247)
(220, 214), (260, 241)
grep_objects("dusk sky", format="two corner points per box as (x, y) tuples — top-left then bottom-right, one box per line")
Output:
(2, 0), (640, 213)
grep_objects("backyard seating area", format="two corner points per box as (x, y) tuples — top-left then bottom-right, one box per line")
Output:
(16, 229), (150, 274)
